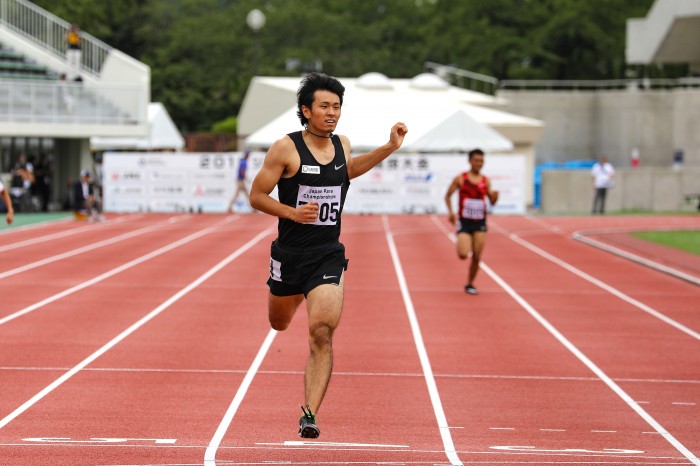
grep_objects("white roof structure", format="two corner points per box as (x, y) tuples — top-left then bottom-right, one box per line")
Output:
(91, 103), (184, 151)
(627, 0), (700, 73)
(240, 73), (542, 153)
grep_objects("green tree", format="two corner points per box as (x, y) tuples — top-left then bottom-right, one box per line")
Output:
(31, 0), (681, 133)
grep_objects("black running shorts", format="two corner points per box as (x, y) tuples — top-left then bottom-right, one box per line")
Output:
(267, 240), (349, 297)
(457, 218), (487, 235)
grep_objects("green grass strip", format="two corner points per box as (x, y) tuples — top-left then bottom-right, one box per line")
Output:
(631, 230), (700, 256)
(0, 212), (73, 231)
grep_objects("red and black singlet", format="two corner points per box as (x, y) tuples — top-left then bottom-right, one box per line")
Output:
(458, 172), (488, 220)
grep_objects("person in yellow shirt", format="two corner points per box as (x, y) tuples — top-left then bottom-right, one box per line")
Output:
(65, 23), (81, 81)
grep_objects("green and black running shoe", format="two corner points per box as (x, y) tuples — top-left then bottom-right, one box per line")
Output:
(298, 404), (320, 438)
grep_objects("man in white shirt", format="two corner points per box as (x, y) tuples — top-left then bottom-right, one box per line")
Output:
(591, 155), (615, 214)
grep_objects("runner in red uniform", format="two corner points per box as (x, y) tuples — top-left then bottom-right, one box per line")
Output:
(444, 149), (499, 295)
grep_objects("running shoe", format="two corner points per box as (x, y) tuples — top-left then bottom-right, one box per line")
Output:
(298, 404), (320, 438)
(464, 284), (479, 295)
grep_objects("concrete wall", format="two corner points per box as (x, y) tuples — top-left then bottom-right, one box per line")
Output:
(498, 88), (700, 169)
(540, 167), (700, 213)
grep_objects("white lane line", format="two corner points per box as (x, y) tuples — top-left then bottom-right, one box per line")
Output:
(0, 215), (140, 253)
(503, 229), (700, 341)
(572, 230), (700, 286)
(0, 224), (274, 431)
(204, 328), (277, 465)
(0, 216), (235, 327)
(0, 215), (188, 279)
(382, 215), (463, 466)
(429, 215), (700, 466)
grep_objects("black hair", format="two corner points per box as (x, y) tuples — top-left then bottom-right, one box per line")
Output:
(468, 148), (484, 160)
(296, 72), (345, 126)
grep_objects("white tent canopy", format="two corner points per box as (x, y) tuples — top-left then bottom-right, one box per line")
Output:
(245, 91), (519, 153)
(91, 103), (185, 151)
(406, 110), (513, 152)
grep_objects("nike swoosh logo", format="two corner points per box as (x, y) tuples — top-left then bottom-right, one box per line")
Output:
(323, 274), (337, 279)
(334, 164), (345, 170)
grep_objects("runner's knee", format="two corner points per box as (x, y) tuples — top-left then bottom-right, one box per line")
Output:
(308, 322), (334, 349)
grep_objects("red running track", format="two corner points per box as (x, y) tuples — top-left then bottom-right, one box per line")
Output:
(0, 213), (697, 465)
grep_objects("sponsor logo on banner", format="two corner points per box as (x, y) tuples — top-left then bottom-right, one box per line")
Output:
(403, 172), (433, 183)
(138, 156), (167, 167)
(111, 170), (142, 182)
(150, 171), (186, 181)
(403, 186), (432, 196)
(191, 172), (227, 180)
(108, 186), (143, 196)
(151, 185), (184, 195)
(192, 185), (226, 197)
(357, 186), (395, 196)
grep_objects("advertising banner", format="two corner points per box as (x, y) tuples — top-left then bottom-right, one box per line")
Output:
(103, 152), (525, 215)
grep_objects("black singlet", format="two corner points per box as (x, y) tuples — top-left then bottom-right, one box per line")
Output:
(276, 131), (350, 249)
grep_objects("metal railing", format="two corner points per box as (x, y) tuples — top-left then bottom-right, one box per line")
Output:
(0, 78), (147, 126)
(0, 0), (111, 77)
(425, 61), (700, 93)
(424, 61), (499, 94)
(499, 77), (700, 91)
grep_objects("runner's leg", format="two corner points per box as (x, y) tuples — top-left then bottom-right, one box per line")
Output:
(469, 231), (487, 285)
(268, 293), (303, 331)
(303, 282), (344, 414)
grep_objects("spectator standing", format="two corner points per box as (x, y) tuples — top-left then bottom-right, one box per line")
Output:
(591, 155), (615, 214)
(10, 155), (35, 212)
(65, 23), (81, 81)
(33, 154), (52, 212)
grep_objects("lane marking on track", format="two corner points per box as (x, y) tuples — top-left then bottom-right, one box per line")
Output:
(22, 437), (176, 444)
(490, 445), (645, 454)
(429, 215), (700, 466)
(0, 214), (189, 279)
(382, 215), (463, 466)
(0, 215), (140, 252)
(204, 328), (277, 465)
(491, 222), (700, 342)
(0, 223), (274, 431)
(265, 441), (410, 448)
(0, 216), (234, 327)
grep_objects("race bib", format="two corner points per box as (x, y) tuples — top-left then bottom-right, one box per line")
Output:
(297, 185), (342, 225)
(461, 198), (485, 220)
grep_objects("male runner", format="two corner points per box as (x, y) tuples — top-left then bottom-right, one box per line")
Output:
(250, 72), (407, 437)
(444, 148), (498, 295)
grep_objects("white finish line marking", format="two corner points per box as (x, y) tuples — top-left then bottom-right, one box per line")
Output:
(23, 437), (176, 444)
(268, 441), (409, 448)
(490, 445), (645, 454)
